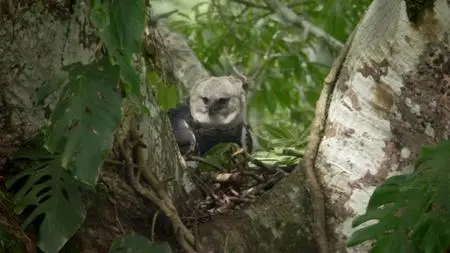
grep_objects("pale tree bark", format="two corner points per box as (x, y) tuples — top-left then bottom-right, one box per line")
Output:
(1, 0), (449, 253)
(312, 0), (450, 252)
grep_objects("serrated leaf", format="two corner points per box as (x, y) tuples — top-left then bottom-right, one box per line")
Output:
(109, 235), (173, 253)
(6, 157), (85, 253)
(90, 0), (146, 96)
(45, 57), (122, 186)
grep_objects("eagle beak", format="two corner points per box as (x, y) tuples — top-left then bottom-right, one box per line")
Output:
(207, 102), (220, 115)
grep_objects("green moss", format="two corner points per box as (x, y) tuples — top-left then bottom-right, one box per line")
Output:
(404, 0), (436, 25)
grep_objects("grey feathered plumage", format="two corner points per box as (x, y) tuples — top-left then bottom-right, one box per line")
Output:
(168, 76), (252, 156)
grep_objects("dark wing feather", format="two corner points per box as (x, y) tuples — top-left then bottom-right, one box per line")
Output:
(167, 103), (198, 156)
(168, 101), (253, 156)
(242, 124), (253, 153)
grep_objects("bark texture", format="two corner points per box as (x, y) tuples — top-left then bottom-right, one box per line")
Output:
(0, 1), (187, 252)
(313, 0), (450, 251)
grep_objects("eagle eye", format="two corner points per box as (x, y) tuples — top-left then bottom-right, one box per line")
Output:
(218, 97), (230, 104)
(201, 97), (209, 104)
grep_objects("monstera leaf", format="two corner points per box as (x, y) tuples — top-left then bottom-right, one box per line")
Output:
(6, 149), (85, 253)
(39, 57), (122, 186)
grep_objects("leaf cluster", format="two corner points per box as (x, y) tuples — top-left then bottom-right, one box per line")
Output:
(165, 0), (370, 155)
(348, 140), (450, 253)
(5, 1), (171, 252)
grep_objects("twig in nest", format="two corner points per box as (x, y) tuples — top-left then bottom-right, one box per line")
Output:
(241, 172), (284, 197)
(188, 155), (223, 170)
(186, 168), (217, 199)
(244, 151), (288, 176)
(241, 170), (265, 182)
(225, 195), (254, 204)
(212, 172), (241, 183)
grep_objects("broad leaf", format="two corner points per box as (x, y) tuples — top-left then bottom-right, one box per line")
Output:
(147, 72), (179, 110)
(6, 155), (85, 253)
(348, 140), (450, 252)
(90, 0), (146, 96)
(199, 143), (240, 171)
(45, 57), (122, 185)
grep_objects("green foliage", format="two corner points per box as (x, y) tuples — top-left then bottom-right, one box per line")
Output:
(6, 146), (85, 253)
(38, 57), (122, 186)
(252, 148), (302, 167)
(108, 235), (173, 253)
(347, 140), (450, 252)
(165, 0), (371, 154)
(198, 143), (241, 171)
(8, 0), (148, 252)
(90, 0), (146, 96)
(147, 71), (179, 110)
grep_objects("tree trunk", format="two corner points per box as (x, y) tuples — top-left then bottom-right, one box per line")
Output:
(313, 0), (450, 252)
(0, 1), (189, 252)
(1, 0), (449, 253)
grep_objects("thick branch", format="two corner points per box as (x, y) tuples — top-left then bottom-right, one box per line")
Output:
(149, 21), (210, 91)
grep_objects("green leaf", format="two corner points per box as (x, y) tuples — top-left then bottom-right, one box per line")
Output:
(109, 235), (173, 253)
(34, 72), (68, 105)
(262, 124), (294, 140)
(45, 57), (122, 186)
(199, 143), (239, 171)
(12, 133), (54, 161)
(262, 81), (277, 113)
(6, 156), (85, 253)
(348, 140), (450, 252)
(90, 0), (146, 96)
(147, 72), (179, 110)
